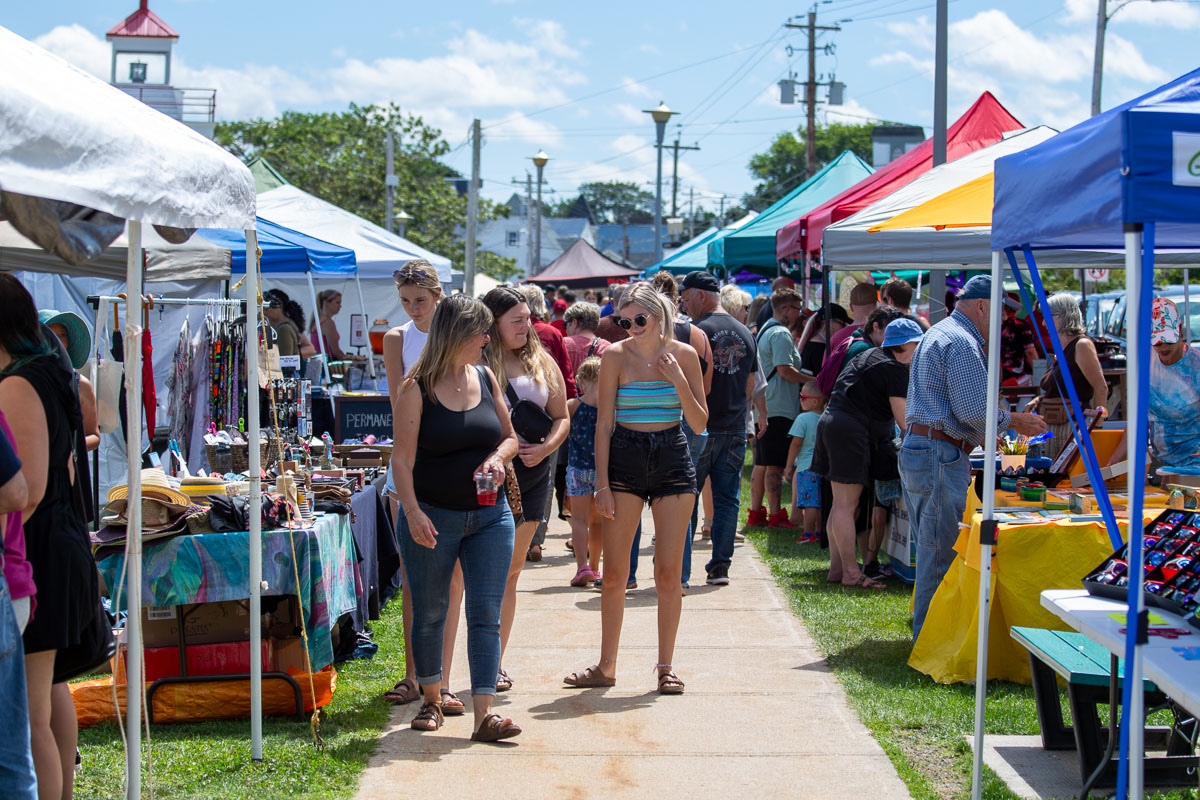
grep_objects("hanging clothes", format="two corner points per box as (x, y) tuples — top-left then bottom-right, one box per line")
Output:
(141, 327), (156, 436)
(166, 318), (194, 457)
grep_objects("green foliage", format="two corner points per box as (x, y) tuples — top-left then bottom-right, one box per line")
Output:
(571, 181), (655, 224)
(743, 122), (874, 210)
(216, 103), (502, 271)
(476, 249), (521, 283)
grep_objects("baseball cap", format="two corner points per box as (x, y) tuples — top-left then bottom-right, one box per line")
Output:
(38, 309), (91, 370)
(822, 303), (852, 325)
(958, 275), (1019, 309)
(1151, 297), (1182, 345)
(881, 317), (925, 348)
(680, 270), (720, 292)
(553, 299), (568, 313)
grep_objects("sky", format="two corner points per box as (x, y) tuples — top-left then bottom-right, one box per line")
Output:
(8, 0), (1200, 215)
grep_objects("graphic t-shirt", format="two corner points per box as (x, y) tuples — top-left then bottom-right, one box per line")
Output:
(694, 311), (757, 433)
(788, 411), (820, 472)
(1149, 347), (1200, 469)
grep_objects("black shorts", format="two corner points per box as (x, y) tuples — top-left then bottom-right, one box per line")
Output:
(608, 424), (697, 502)
(754, 416), (793, 468)
(811, 409), (891, 487)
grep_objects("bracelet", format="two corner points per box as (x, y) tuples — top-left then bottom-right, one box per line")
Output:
(594, 486), (612, 496)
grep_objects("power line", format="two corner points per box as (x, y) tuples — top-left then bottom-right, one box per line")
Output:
(683, 27), (789, 125)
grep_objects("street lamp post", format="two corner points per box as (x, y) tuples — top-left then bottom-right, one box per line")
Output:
(396, 209), (413, 239)
(531, 150), (549, 275)
(643, 102), (679, 264)
(1093, 0), (1167, 115)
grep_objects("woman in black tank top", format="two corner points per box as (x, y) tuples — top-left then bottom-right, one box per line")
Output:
(391, 295), (524, 742)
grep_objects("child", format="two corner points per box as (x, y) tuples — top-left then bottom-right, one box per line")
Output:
(784, 386), (826, 543)
(566, 357), (604, 586)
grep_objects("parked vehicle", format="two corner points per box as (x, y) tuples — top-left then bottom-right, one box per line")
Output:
(1081, 290), (1124, 338)
(1102, 286), (1200, 350)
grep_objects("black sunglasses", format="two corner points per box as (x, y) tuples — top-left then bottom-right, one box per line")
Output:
(616, 314), (650, 330)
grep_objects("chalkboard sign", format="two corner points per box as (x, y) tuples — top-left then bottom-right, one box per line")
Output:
(334, 395), (392, 441)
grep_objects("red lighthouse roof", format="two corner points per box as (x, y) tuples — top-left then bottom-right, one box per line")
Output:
(106, 1), (179, 40)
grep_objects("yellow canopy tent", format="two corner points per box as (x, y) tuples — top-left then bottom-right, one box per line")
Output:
(867, 172), (995, 232)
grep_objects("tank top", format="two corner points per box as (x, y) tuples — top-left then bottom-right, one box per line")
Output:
(1040, 336), (1095, 407)
(615, 381), (682, 425)
(399, 320), (428, 376)
(674, 319), (709, 375)
(568, 402), (598, 471)
(413, 366), (504, 510)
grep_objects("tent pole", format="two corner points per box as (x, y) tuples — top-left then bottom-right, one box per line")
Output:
(353, 273), (378, 386)
(123, 220), (144, 800)
(970, 251), (1003, 800)
(246, 229), (264, 761)
(1185, 269), (1191, 345)
(306, 272), (333, 391)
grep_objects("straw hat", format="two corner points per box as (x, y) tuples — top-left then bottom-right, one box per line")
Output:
(101, 496), (191, 529)
(106, 468), (192, 508)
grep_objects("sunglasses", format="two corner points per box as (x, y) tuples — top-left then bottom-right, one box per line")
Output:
(616, 314), (650, 330)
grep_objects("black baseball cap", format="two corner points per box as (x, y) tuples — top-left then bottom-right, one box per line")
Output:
(823, 303), (852, 324)
(681, 270), (720, 292)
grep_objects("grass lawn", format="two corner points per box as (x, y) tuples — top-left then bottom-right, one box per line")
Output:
(74, 599), (405, 800)
(743, 464), (1197, 800)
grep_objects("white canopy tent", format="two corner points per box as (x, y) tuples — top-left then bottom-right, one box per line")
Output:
(0, 24), (263, 799)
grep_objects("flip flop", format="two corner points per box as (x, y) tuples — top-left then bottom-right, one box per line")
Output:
(563, 665), (615, 688)
(384, 677), (420, 705)
(470, 713), (522, 742)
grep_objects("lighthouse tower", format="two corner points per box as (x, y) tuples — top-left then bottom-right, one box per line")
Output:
(106, 1), (215, 138)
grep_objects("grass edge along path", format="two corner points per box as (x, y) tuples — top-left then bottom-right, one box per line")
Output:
(742, 465), (1197, 800)
(74, 598), (406, 800)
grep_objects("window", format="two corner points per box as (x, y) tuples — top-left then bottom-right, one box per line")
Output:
(506, 230), (521, 247)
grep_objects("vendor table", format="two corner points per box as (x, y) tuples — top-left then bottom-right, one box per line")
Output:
(348, 483), (399, 631)
(97, 512), (360, 671)
(908, 488), (1167, 684)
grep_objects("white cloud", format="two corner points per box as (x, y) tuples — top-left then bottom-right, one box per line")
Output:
(1103, 32), (1171, 82)
(614, 102), (646, 124)
(824, 97), (888, 126)
(1063, 0), (1200, 28)
(33, 24), (109, 80)
(514, 18), (581, 60)
(884, 15), (934, 52)
(621, 76), (655, 98)
(482, 111), (564, 147)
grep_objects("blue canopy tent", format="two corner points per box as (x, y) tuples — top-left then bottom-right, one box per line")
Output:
(641, 226), (729, 277)
(971, 69), (1200, 800)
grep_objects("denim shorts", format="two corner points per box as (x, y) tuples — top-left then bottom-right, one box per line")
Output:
(565, 466), (596, 497)
(608, 424), (697, 502)
(793, 469), (822, 508)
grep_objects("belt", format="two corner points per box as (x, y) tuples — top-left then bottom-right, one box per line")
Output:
(906, 423), (970, 454)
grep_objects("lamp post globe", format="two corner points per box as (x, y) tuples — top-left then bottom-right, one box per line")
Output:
(642, 102), (679, 264)
(396, 209), (413, 238)
(530, 150), (551, 275)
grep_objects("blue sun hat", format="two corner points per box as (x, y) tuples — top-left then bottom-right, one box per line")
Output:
(38, 309), (91, 370)
(881, 317), (925, 348)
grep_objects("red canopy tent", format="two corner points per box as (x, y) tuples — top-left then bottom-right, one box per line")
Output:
(775, 92), (1023, 263)
(523, 238), (641, 287)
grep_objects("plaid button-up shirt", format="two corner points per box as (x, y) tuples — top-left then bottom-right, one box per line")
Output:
(905, 310), (1010, 448)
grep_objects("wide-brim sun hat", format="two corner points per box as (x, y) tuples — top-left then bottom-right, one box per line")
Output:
(881, 318), (925, 348)
(37, 309), (91, 370)
(106, 467), (192, 507)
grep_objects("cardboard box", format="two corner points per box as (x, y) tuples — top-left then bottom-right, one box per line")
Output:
(125, 641), (272, 683)
(272, 636), (312, 673)
(141, 601), (253, 648)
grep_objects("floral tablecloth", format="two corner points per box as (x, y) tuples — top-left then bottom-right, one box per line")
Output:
(97, 513), (360, 670)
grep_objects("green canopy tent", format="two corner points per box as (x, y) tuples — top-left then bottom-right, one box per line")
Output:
(641, 212), (758, 277)
(709, 150), (873, 278)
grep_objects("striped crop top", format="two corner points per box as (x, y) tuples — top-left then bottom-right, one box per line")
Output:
(615, 381), (682, 425)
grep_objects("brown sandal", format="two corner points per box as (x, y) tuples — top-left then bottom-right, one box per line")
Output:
(384, 677), (420, 704)
(470, 713), (522, 742)
(440, 690), (466, 716)
(410, 700), (444, 731)
(846, 574), (886, 590)
(563, 665), (616, 688)
(656, 664), (685, 695)
(495, 669), (513, 692)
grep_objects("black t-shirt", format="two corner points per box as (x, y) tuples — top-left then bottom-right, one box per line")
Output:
(800, 339), (826, 376)
(694, 311), (757, 433)
(828, 348), (909, 426)
(756, 299), (774, 332)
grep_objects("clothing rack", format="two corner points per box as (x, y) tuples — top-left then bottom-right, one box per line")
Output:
(86, 294), (250, 310)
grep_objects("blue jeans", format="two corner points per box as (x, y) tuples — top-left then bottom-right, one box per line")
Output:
(700, 431), (748, 573)
(396, 499), (515, 695)
(899, 433), (971, 642)
(0, 575), (36, 799)
(627, 424), (707, 585)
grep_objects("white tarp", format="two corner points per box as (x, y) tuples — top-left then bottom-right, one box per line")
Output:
(256, 184), (452, 281)
(0, 25), (254, 229)
(0, 220), (231, 281)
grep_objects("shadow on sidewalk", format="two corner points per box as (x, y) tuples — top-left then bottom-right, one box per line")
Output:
(526, 689), (658, 720)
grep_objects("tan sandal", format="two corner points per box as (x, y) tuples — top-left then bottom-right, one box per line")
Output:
(656, 664), (684, 695)
(410, 700), (443, 731)
(563, 665), (615, 688)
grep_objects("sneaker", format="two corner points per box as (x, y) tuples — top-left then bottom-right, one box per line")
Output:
(706, 564), (730, 586)
(767, 509), (800, 529)
(745, 507), (768, 527)
(862, 560), (886, 580)
(570, 567), (596, 587)
(795, 532), (820, 544)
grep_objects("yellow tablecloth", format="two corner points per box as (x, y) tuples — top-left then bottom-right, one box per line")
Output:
(907, 488), (1168, 684)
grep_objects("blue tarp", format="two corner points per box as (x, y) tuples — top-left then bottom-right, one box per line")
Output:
(201, 217), (356, 275)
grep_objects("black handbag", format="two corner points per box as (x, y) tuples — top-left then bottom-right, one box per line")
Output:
(53, 600), (117, 683)
(504, 382), (553, 444)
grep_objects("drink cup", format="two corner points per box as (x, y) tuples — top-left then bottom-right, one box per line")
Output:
(475, 471), (498, 506)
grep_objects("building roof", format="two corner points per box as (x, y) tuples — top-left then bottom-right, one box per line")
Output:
(107, 1), (179, 40)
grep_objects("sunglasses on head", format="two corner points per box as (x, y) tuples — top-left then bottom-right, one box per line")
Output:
(616, 314), (650, 330)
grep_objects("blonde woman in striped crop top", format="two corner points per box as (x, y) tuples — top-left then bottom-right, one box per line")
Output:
(563, 282), (707, 697)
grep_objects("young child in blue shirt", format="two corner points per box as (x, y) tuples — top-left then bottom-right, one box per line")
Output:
(784, 386), (826, 543)
(566, 356), (603, 587)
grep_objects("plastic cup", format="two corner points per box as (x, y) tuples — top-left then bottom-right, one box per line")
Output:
(475, 472), (497, 506)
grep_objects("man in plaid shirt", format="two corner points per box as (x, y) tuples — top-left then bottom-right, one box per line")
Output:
(901, 275), (1046, 642)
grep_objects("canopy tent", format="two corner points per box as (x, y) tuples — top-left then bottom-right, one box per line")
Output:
(966, 68), (1200, 800)
(204, 217), (355, 275)
(776, 92), (1024, 263)
(0, 23), (264, 795)
(524, 238), (641, 286)
(870, 172), (995, 232)
(641, 212), (759, 277)
(713, 150), (873, 276)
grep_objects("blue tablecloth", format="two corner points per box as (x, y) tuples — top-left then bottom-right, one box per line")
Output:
(96, 512), (360, 670)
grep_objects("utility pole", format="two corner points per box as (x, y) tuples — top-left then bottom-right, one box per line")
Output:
(927, 0), (949, 325)
(665, 137), (700, 216)
(464, 118), (481, 297)
(385, 130), (395, 233)
(717, 194), (727, 228)
(525, 173), (534, 276)
(785, 11), (840, 179)
(688, 187), (695, 240)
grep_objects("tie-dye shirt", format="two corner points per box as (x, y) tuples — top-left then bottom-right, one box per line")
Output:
(1149, 347), (1200, 468)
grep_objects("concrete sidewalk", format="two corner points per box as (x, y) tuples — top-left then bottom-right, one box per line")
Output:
(354, 512), (911, 799)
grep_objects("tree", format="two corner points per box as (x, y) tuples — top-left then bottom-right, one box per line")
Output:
(477, 250), (521, 283)
(215, 103), (501, 270)
(575, 181), (655, 224)
(743, 122), (874, 211)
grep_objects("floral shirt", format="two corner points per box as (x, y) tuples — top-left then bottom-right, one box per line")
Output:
(1000, 314), (1036, 381)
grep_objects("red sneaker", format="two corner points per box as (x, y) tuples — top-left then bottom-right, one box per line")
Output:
(745, 507), (768, 527)
(768, 509), (800, 529)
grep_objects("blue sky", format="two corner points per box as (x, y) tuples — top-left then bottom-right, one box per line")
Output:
(8, 0), (1199, 215)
